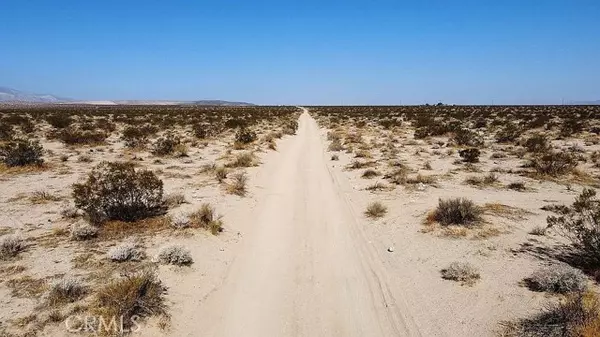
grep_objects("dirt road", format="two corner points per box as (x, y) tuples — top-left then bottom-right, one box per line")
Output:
(176, 109), (423, 337)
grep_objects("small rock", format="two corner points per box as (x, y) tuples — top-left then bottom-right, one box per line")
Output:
(416, 183), (426, 191)
(387, 247), (395, 253)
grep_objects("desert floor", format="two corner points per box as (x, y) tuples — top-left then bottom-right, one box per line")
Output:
(1, 107), (596, 337)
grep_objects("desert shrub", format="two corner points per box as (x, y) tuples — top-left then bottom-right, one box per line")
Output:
(524, 133), (550, 153)
(0, 138), (44, 167)
(69, 221), (98, 241)
(328, 138), (344, 151)
(215, 166), (228, 183)
(379, 119), (402, 129)
(496, 123), (521, 143)
(459, 148), (481, 163)
(121, 126), (149, 148)
(365, 202), (387, 218)
(501, 291), (600, 337)
(508, 182), (527, 191)
(93, 271), (167, 332)
(45, 114), (72, 129)
(189, 203), (224, 235)
(151, 134), (183, 156)
(227, 171), (248, 196)
(361, 169), (380, 179)
(58, 128), (107, 145)
(548, 189), (600, 266)
(155, 245), (193, 265)
(441, 262), (480, 285)
(162, 193), (186, 208)
(432, 198), (483, 226)
(525, 265), (587, 294)
(331, 154), (339, 161)
(560, 118), (584, 138)
(0, 234), (25, 259)
(72, 162), (164, 223)
(530, 225), (548, 236)
(47, 278), (87, 306)
(452, 128), (484, 147)
(170, 212), (191, 229)
(465, 173), (498, 186)
(283, 120), (299, 135)
(235, 128), (257, 144)
(227, 152), (255, 168)
(532, 151), (577, 176)
(0, 123), (14, 140)
(192, 124), (208, 139)
(107, 241), (145, 262)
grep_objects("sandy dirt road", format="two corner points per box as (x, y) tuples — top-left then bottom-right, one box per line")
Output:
(174, 109), (424, 337)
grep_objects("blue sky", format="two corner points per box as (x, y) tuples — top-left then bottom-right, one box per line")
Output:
(1, 0), (598, 105)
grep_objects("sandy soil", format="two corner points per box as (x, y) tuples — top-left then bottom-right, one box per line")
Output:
(2, 106), (597, 337)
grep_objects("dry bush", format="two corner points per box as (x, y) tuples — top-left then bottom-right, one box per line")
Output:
(46, 278), (87, 306)
(163, 193), (187, 208)
(189, 203), (224, 235)
(361, 169), (380, 179)
(459, 148), (481, 163)
(0, 234), (25, 259)
(235, 128), (257, 144)
(227, 172), (248, 196)
(331, 154), (339, 161)
(29, 190), (62, 203)
(215, 166), (228, 183)
(227, 152), (256, 168)
(529, 225), (548, 236)
(151, 134), (184, 156)
(121, 126), (151, 148)
(0, 139), (44, 167)
(328, 138), (344, 152)
(548, 189), (600, 267)
(496, 123), (521, 143)
(365, 202), (387, 218)
(73, 162), (164, 224)
(107, 241), (145, 262)
(432, 198), (483, 226)
(464, 173), (498, 187)
(524, 133), (551, 153)
(69, 221), (99, 241)
(525, 265), (587, 294)
(441, 262), (480, 285)
(155, 245), (193, 265)
(45, 114), (72, 129)
(532, 151), (577, 176)
(57, 128), (107, 145)
(508, 182), (527, 191)
(93, 271), (167, 333)
(452, 128), (484, 147)
(501, 291), (600, 337)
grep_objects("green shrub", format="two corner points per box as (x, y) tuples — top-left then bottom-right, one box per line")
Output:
(0, 138), (44, 167)
(72, 162), (164, 223)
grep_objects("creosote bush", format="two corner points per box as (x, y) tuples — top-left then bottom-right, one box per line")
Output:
(548, 188), (600, 267)
(432, 198), (483, 226)
(235, 128), (257, 144)
(0, 138), (44, 167)
(151, 134), (184, 156)
(532, 151), (577, 176)
(501, 291), (600, 337)
(459, 148), (481, 163)
(525, 265), (587, 294)
(73, 162), (164, 224)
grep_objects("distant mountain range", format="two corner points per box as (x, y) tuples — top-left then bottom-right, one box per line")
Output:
(572, 100), (600, 105)
(0, 86), (71, 103)
(0, 86), (254, 106)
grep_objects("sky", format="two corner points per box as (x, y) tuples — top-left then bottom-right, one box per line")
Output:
(0, 0), (599, 105)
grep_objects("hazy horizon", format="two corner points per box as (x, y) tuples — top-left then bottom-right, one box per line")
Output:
(1, 0), (599, 105)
